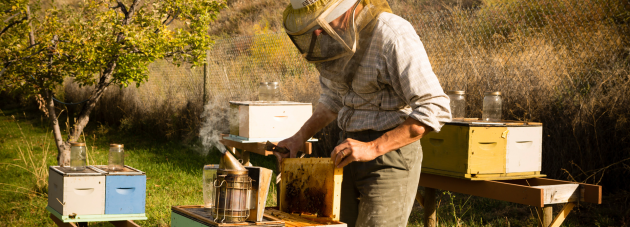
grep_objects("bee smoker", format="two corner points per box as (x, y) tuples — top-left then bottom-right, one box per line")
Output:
(212, 151), (252, 223)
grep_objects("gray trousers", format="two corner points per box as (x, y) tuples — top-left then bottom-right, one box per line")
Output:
(339, 130), (423, 227)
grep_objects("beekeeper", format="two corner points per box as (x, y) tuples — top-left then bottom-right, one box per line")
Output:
(275, 0), (452, 226)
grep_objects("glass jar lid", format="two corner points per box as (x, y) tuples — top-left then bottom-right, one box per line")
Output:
(204, 164), (220, 170)
(70, 142), (86, 147)
(447, 90), (465, 95)
(484, 91), (502, 96)
(110, 144), (124, 148)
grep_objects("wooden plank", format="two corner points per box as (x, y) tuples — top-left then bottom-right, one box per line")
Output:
(280, 158), (343, 220)
(549, 203), (575, 227)
(50, 214), (78, 227)
(220, 135), (312, 156)
(265, 209), (346, 227)
(504, 178), (602, 204)
(532, 184), (579, 204)
(415, 193), (424, 209)
(424, 188), (437, 227)
(220, 138), (269, 156)
(537, 205), (552, 227)
(110, 220), (141, 227)
(419, 173), (544, 207)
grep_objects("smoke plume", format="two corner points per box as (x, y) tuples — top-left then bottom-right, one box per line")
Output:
(199, 98), (230, 155)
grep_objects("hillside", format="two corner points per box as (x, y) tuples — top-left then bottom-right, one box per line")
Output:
(208, 0), (482, 37)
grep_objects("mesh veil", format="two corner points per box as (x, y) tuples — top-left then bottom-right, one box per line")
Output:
(283, 0), (392, 84)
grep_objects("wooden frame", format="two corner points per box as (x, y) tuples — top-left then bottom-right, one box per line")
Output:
(279, 158), (343, 221)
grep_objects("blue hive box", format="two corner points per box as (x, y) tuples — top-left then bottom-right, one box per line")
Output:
(94, 165), (146, 215)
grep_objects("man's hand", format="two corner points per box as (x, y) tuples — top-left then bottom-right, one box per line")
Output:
(274, 134), (305, 165)
(331, 138), (381, 168)
(330, 117), (432, 169)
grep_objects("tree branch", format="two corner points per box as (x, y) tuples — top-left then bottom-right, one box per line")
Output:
(111, 1), (128, 16)
(0, 16), (27, 37)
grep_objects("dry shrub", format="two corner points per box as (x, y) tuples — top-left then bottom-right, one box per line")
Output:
(405, 0), (630, 191)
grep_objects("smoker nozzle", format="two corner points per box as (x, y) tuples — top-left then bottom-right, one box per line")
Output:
(219, 150), (247, 171)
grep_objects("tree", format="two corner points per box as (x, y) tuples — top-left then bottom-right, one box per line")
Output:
(0, 0), (226, 166)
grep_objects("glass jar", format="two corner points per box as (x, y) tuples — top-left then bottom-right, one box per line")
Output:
(258, 82), (281, 101)
(70, 142), (86, 171)
(447, 90), (466, 119)
(203, 164), (220, 212)
(108, 144), (124, 171)
(482, 91), (502, 122)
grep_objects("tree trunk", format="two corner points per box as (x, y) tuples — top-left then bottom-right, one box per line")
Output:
(68, 61), (117, 142)
(45, 89), (70, 166)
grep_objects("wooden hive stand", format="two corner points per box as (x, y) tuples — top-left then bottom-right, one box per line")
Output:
(416, 173), (602, 227)
(48, 206), (144, 227)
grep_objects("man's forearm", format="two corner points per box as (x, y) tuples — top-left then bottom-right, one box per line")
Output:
(294, 104), (338, 141)
(368, 117), (432, 156)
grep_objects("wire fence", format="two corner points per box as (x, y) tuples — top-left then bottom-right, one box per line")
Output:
(78, 0), (630, 188)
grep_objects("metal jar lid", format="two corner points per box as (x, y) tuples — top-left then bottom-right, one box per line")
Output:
(447, 90), (465, 95)
(110, 144), (124, 148)
(268, 82), (279, 85)
(259, 82), (268, 85)
(484, 91), (502, 96)
(70, 142), (86, 147)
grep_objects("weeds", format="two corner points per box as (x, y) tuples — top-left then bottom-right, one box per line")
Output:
(0, 114), (51, 196)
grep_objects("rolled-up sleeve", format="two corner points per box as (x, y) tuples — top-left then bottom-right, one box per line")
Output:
(318, 77), (344, 113)
(385, 26), (452, 132)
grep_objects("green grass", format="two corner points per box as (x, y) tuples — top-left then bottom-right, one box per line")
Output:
(0, 107), (279, 226)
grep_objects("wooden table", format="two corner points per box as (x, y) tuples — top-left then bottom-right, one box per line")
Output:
(416, 174), (602, 227)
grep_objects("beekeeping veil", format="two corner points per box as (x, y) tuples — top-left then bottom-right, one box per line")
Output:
(283, 0), (392, 84)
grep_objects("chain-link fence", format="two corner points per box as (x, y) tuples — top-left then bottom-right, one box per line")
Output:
(75, 0), (630, 190)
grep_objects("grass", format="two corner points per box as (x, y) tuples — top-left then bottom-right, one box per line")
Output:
(1, 107), (627, 226)
(0, 107), (279, 226)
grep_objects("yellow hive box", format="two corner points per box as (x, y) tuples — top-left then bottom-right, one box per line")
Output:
(421, 121), (546, 180)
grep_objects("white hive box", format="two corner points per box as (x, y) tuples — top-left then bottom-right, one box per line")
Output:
(229, 101), (312, 140)
(48, 166), (106, 215)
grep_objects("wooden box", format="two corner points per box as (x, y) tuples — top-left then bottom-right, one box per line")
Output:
(280, 158), (343, 221)
(245, 166), (273, 222)
(48, 166), (106, 215)
(420, 121), (545, 180)
(229, 101), (312, 140)
(93, 165), (147, 215)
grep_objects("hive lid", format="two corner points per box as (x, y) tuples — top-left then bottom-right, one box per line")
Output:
(229, 101), (312, 106)
(447, 119), (543, 127)
(92, 165), (145, 175)
(49, 166), (104, 176)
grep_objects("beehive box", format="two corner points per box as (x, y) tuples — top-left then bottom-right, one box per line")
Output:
(93, 165), (146, 214)
(48, 166), (106, 215)
(229, 101), (312, 140)
(420, 121), (546, 180)
(171, 205), (285, 227)
(280, 158), (343, 221)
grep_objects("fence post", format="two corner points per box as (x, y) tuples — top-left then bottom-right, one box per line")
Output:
(203, 49), (210, 105)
